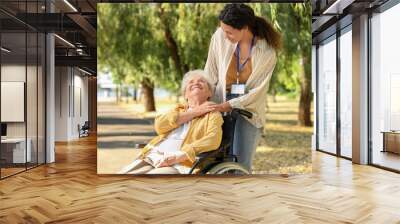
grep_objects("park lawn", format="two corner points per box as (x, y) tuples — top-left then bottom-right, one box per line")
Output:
(121, 96), (313, 174)
(253, 96), (313, 174)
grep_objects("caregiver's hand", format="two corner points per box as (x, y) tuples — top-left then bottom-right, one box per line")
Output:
(154, 152), (188, 168)
(176, 101), (217, 125)
(193, 101), (218, 116)
(212, 102), (232, 113)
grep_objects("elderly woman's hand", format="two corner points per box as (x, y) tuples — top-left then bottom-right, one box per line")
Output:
(154, 151), (188, 168)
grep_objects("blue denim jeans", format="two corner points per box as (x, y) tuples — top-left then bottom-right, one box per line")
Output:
(226, 93), (262, 172)
(232, 115), (262, 173)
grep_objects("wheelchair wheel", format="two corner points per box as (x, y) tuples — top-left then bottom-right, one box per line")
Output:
(206, 162), (250, 175)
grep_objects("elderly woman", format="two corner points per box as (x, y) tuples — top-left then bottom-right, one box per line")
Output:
(119, 70), (224, 174)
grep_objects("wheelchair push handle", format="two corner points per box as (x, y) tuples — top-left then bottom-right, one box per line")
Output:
(231, 108), (253, 119)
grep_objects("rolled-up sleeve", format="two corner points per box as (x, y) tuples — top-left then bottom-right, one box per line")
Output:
(180, 112), (223, 163)
(204, 31), (219, 90)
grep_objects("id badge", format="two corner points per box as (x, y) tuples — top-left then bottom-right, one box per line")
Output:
(231, 84), (246, 95)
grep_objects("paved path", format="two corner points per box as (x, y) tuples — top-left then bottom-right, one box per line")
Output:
(97, 101), (157, 173)
(97, 102), (156, 150)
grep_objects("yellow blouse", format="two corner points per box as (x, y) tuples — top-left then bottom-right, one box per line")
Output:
(139, 103), (224, 168)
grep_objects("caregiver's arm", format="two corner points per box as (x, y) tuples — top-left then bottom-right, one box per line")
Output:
(204, 31), (219, 89)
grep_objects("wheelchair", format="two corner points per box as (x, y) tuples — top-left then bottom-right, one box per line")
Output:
(188, 108), (252, 175)
(134, 108), (252, 174)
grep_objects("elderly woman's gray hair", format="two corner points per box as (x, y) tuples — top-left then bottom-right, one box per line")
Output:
(181, 69), (214, 97)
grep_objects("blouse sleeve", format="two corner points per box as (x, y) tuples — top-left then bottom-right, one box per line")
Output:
(180, 112), (223, 163)
(204, 30), (219, 89)
(153, 105), (182, 135)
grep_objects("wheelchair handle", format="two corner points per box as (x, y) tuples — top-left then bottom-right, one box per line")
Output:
(231, 108), (253, 119)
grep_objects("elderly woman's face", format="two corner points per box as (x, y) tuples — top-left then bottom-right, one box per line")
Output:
(185, 75), (211, 101)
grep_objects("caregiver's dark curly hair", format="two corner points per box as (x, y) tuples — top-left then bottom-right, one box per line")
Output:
(219, 3), (282, 50)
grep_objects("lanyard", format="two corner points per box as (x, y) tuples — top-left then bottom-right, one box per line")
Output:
(235, 35), (255, 84)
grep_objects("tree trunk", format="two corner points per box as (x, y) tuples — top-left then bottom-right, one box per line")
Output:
(298, 56), (312, 127)
(293, 9), (312, 127)
(124, 86), (128, 103)
(158, 5), (188, 80)
(141, 79), (156, 112)
(133, 87), (137, 102)
(116, 84), (120, 103)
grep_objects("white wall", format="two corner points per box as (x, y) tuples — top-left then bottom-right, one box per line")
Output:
(72, 73), (89, 138)
(55, 66), (69, 141)
(55, 67), (89, 141)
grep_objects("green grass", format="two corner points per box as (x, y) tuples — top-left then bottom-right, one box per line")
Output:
(121, 95), (313, 174)
(253, 96), (313, 174)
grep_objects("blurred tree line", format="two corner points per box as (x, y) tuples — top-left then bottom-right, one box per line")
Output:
(98, 3), (312, 126)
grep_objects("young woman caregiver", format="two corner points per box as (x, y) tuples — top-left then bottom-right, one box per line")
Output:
(205, 3), (281, 172)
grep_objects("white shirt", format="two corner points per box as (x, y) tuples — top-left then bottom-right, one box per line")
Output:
(146, 119), (191, 174)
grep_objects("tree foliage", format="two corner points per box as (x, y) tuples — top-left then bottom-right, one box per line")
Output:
(251, 3), (311, 97)
(98, 3), (312, 124)
(98, 3), (223, 94)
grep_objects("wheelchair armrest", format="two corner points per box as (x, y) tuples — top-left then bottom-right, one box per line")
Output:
(196, 151), (215, 159)
(196, 148), (223, 160)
